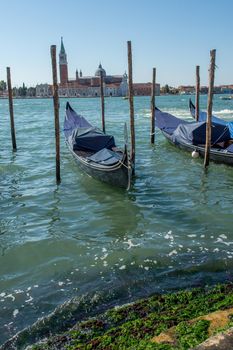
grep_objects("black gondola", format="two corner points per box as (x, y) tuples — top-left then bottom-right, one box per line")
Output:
(64, 102), (132, 189)
(155, 106), (233, 166)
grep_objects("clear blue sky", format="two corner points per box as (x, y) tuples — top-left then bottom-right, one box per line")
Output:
(1, 0), (233, 87)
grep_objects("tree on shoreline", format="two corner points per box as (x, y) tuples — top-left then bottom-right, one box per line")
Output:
(0, 80), (7, 92)
(12, 83), (36, 97)
(161, 84), (179, 94)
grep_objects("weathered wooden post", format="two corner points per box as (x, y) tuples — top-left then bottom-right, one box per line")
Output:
(127, 40), (135, 174)
(195, 65), (200, 121)
(150, 67), (156, 144)
(100, 70), (105, 133)
(204, 49), (216, 168)
(50, 45), (61, 183)
(6, 67), (17, 151)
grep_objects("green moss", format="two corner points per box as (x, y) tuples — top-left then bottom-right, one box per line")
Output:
(30, 283), (233, 350)
(30, 344), (50, 350)
(176, 320), (210, 350)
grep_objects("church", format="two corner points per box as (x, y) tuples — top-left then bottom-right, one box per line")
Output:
(35, 38), (160, 98)
(58, 38), (128, 98)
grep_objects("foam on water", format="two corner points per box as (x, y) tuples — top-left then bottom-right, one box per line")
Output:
(214, 109), (233, 115)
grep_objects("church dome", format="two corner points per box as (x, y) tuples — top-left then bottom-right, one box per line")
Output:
(95, 63), (106, 77)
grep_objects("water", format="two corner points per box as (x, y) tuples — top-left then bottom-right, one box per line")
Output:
(1, 95), (233, 347)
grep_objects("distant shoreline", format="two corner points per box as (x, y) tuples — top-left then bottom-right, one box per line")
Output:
(0, 94), (207, 100)
(1, 92), (232, 100)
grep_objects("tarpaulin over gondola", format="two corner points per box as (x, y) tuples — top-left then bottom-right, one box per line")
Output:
(73, 127), (116, 152)
(155, 106), (231, 146)
(172, 121), (231, 145)
(64, 102), (116, 152)
(189, 99), (233, 138)
(64, 102), (92, 139)
(155, 108), (189, 135)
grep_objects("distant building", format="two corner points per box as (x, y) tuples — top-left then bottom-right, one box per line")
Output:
(58, 37), (128, 97)
(35, 84), (52, 97)
(177, 85), (233, 95)
(219, 85), (233, 94)
(35, 37), (163, 98)
(0, 91), (8, 98)
(178, 85), (195, 94)
(133, 82), (160, 96)
(200, 86), (208, 94)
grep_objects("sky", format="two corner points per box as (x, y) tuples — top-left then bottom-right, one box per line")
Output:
(1, 0), (233, 87)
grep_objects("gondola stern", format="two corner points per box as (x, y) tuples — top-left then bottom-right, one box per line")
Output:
(123, 143), (132, 191)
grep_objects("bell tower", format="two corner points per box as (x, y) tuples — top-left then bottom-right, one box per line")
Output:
(59, 37), (68, 84)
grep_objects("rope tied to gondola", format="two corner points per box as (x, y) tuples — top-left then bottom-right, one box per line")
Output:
(118, 160), (131, 170)
(119, 152), (132, 170)
(211, 126), (229, 147)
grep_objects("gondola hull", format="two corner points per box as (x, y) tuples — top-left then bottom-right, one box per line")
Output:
(162, 130), (233, 166)
(66, 141), (131, 188)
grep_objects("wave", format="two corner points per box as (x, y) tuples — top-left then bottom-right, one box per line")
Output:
(2, 265), (230, 350)
(141, 109), (191, 120)
(214, 109), (233, 115)
(0, 280), (150, 350)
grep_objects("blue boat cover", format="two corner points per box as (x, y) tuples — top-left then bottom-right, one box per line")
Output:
(155, 109), (189, 135)
(172, 121), (230, 145)
(64, 103), (92, 139)
(73, 127), (116, 152)
(64, 102), (116, 152)
(87, 148), (123, 165)
(156, 107), (231, 145)
(189, 100), (233, 138)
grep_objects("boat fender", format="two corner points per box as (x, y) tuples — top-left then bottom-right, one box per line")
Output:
(192, 150), (199, 158)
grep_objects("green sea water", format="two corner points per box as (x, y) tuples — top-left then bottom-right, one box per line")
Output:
(1, 95), (233, 346)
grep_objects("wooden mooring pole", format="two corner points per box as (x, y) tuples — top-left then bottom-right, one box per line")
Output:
(100, 71), (105, 133)
(50, 45), (61, 183)
(6, 67), (17, 151)
(150, 67), (156, 144)
(195, 65), (200, 121)
(127, 40), (135, 174)
(204, 49), (216, 168)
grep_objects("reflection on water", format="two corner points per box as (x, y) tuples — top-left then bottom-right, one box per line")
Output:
(1, 96), (233, 346)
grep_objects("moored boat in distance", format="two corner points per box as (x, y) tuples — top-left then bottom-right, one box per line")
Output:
(155, 106), (233, 166)
(64, 102), (132, 189)
(219, 96), (233, 100)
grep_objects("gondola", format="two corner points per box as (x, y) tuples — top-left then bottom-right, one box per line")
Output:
(189, 99), (233, 137)
(64, 102), (132, 189)
(155, 106), (233, 166)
